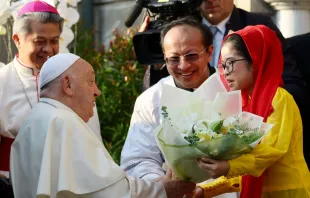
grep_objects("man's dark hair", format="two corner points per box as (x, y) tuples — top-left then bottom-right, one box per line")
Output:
(224, 34), (252, 65)
(160, 16), (213, 50)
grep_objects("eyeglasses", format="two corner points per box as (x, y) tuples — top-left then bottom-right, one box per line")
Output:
(165, 47), (208, 67)
(219, 58), (248, 74)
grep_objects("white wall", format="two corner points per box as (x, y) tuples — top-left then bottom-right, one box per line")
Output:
(276, 10), (310, 38)
(234, 0), (273, 13)
(234, 0), (251, 11)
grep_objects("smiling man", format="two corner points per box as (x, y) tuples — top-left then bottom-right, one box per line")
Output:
(0, 1), (101, 186)
(121, 17), (215, 197)
(10, 53), (196, 198)
(143, 0), (310, 168)
(160, 23), (213, 90)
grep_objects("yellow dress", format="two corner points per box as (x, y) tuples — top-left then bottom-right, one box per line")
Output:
(199, 88), (310, 198)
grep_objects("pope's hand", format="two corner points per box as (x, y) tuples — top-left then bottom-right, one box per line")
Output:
(156, 168), (196, 198)
(198, 157), (230, 179)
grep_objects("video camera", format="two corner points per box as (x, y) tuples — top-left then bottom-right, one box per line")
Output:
(124, 0), (204, 65)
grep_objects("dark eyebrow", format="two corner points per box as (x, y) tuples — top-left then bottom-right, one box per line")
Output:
(168, 54), (180, 57)
(221, 58), (233, 64)
(225, 57), (236, 61)
(36, 36), (60, 40)
(168, 49), (201, 56)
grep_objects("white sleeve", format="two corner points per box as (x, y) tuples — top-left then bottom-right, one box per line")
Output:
(121, 97), (165, 181)
(75, 176), (167, 198)
(87, 104), (102, 143)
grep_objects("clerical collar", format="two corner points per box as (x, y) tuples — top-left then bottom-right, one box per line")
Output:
(14, 56), (39, 76)
(39, 97), (75, 113)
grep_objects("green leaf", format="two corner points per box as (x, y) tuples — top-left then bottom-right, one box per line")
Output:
(184, 135), (200, 146)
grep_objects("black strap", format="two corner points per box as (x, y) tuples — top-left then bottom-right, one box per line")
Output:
(209, 63), (216, 75)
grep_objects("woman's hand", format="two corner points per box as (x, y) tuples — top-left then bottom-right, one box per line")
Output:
(182, 186), (204, 198)
(193, 186), (204, 198)
(198, 157), (230, 179)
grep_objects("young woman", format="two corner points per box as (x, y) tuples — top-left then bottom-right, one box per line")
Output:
(197, 25), (310, 198)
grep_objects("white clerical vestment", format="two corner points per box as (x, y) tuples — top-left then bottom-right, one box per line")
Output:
(0, 57), (102, 176)
(121, 75), (238, 198)
(0, 57), (101, 142)
(10, 98), (166, 198)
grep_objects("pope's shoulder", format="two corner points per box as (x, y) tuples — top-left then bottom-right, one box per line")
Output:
(23, 102), (78, 126)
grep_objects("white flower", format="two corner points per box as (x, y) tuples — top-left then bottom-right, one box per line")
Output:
(57, 1), (79, 28)
(63, 0), (81, 7)
(0, 1), (25, 24)
(59, 45), (70, 53)
(59, 26), (74, 53)
(10, 0), (33, 20)
(206, 130), (217, 138)
(193, 120), (208, 132)
(171, 112), (199, 135)
(0, 2), (10, 25)
(41, 0), (58, 7)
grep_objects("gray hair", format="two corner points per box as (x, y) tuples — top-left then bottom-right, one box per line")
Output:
(13, 12), (64, 36)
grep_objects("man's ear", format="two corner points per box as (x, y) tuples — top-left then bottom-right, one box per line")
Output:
(207, 45), (214, 62)
(12, 34), (22, 49)
(61, 75), (74, 96)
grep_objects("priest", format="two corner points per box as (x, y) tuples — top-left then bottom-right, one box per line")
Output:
(10, 53), (196, 198)
(0, 0), (101, 181)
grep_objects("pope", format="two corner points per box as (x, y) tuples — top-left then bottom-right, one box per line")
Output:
(10, 53), (196, 198)
(0, 0), (101, 179)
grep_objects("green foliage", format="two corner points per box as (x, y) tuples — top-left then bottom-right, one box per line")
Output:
(240, 131), (264, 145)
(184, 135), (200, 146)
(75, 28), (146, 164)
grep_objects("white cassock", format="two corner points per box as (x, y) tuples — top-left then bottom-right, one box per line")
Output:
(10, 98), (166, 198)
(121, 75), (238, 198)
(0, 57), (102, 176)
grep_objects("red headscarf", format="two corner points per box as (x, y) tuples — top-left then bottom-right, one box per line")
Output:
(220, 25), (284, 197)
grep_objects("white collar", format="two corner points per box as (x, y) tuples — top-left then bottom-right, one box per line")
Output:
(39, 97), (75, 114)
(14, 56), (39, 76)
(202, 12), (232, 34)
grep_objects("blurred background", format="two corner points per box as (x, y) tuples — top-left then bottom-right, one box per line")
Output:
(1, 0), (309, 164)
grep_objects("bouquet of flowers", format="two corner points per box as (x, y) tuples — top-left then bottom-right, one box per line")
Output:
(154, 74), (273, 183)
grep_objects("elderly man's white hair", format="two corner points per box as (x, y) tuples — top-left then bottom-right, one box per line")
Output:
(39, 53), (80, 89)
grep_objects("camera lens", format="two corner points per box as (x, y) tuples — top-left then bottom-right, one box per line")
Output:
(145, 34), (162, 55)
(133, 31), (165, 64)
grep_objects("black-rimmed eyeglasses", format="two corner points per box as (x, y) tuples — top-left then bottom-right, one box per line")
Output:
(165, 47), (208, 67)
(219, 58), (248, 74)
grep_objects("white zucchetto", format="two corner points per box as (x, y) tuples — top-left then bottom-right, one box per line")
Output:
(39, 53), (80, 89)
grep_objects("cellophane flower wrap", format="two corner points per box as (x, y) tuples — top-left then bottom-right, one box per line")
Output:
(153, 74), (274, 183)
